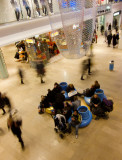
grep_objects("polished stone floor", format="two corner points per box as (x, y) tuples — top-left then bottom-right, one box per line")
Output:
(0, 35), (122, 160)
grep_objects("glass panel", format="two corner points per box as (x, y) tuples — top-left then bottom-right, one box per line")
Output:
(0, 48), (9, 79)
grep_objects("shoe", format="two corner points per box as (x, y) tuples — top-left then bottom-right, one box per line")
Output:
(41, 81), (45, 83)
(81, 78), (84, 80)
(39, 111), (44, 114)
(88, 72), (92, 75)
(75, 135), (78, 139)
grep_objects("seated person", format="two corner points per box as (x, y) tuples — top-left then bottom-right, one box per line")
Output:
(93, 81), (100, 90)
(52, 82), (62, 94)
(82, 85), (96, 97)
(68, 110), (82, 139)
(90, 94), (107, 120)
(66, 84), (75, 93)
(71, 96), (81, 110)
(38, 95), (49, 114)
(63, 102), (72, 122)
(53, 93), (65, 114)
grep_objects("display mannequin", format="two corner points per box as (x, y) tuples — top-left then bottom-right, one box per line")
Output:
(22, 0), (31, 18)
(10, 0), (21, 21)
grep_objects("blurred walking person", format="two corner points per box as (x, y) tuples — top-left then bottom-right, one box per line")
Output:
(7, 111), (25, 150)
(112, 34), (117, 48)
(107, 32), (112, 47)
(36, 61), (45, 83)
(0, 92), (6, 115)
(2, 93), (12, 112)
(10, 0), (21, 21)
(104, 30), (108, 42)
(22, 0), (31, 18)
(18, 67), (24, 84)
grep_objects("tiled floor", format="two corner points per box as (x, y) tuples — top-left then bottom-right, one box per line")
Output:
(0, 35), (122, 160)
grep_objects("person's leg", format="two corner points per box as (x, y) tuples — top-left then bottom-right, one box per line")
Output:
(15, 10), (19, 21)
(41, 75), (45, 83)
(17, 133), (24, 149)
(21, 78), (24, 84)
(75, 124), (80, 137)
(28, 7), (31, 17)
(68, 122), (72, 133)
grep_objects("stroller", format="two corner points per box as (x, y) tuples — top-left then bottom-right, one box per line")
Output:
(54, 114), (67, 139)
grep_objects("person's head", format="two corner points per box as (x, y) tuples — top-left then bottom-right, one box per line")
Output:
(74, 110), (78, 116)
(95, 81), (99, 85)
(54, 82), (58, 88)
(41, 95), (45, 101)
(94, 94), (98, 98)
(91, 85), (94, 89)
(69, 84), (74, 89)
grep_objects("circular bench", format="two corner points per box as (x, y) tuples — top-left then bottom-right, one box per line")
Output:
(68, 106), (92, 128)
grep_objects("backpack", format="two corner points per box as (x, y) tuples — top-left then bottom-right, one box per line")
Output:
(102, 98), (113, 112)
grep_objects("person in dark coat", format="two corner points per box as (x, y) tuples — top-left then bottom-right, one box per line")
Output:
(63, 102), (72, 122)
(36, 61), (45, 83)
(2, 93), (12, 112)
(0, 92), (6, 115)
(108, 23), (111, 31)
(90, 94), (107, 120)
(107, 32), (112, 47)
(53, 93), (65, 114)
(7, 113), (25, 150)
(93, 81), (100, 90)
(112, 34), (117, 48)
(116, 32), (119, 45)
(18, 68), (24, 84)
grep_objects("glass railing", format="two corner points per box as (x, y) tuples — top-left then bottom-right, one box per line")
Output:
(0, 0), (60, 25)
(97, 0), (122, 6)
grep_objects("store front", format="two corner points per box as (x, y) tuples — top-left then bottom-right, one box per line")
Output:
(113, 10), (121, 30)
(97, 15), (105, 33)
(14, 32), (60, 68)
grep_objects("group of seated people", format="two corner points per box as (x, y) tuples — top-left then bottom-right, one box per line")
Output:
(0, 92), (11, 115)
(38, 81), (113, 138)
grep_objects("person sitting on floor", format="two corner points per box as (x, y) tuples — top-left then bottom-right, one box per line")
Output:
(93, 81), (100, 90)
(52, 82), (62, 94)
(63, 102), (72, 122)
(81, 85), (96, 97)
(38, 95), (49, 114)
(90, 94), (108, 120)
(53, 92), (65, 114)
(68, 110), (82, 139)
(66, 84), (75, 93)
(70, 96), (81, 111)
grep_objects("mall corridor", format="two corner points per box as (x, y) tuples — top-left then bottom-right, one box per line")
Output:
(0, 35), (122, 160)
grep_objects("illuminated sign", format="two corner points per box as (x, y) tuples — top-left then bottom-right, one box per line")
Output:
(114, 11), (121, 16)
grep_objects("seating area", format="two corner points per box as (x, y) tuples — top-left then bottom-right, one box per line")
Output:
(38, 81), (113, 138)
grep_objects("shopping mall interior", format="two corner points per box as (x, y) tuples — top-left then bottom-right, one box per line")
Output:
(0, 0), (122, 160)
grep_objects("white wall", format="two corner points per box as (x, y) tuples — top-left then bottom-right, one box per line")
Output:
(0, 0), (17, 23)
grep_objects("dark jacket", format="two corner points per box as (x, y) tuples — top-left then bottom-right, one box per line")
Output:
(90, 96), (101, 106)
(71, 113), (82, 125)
